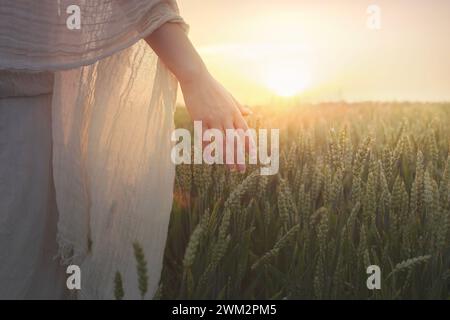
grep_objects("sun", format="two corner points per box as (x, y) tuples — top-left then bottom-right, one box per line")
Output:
(263, 63), (311, 97)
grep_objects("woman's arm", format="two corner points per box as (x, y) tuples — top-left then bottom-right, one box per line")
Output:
(145, 23), (251, 172)
(145, 22), (206, 85)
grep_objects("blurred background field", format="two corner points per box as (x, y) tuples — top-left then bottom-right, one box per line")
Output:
(159, 102), (450, 299)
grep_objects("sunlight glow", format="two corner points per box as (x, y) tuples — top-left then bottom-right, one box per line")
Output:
(263, 64), (311, 97)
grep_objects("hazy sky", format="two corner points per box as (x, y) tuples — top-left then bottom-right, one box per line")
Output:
(178, 0), (450, 104)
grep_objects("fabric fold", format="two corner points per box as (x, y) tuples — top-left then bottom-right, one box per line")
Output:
(52, 41), (179, 298)
(0, 0), (187, 71)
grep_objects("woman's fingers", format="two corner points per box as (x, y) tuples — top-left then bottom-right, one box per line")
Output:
(231, 99), (252, 171)
(232, 95), (252, 116)
(228, 115), (248, 173)
(233, 111), (249, 131)
(201, 100), (250, 173)
(223, 120), (238, 171)
(233, 112), (253, 158)
(204, 118), (246, 173)
(201, 121), (209, 150)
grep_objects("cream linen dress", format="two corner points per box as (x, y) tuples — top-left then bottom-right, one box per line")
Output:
(0, 0), (186, 299)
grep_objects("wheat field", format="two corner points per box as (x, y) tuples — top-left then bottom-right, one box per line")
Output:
(156, 102), (450, 300)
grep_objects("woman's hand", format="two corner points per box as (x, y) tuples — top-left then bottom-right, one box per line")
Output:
(180, 70), (251, 172)
(146, 23), (252, 172)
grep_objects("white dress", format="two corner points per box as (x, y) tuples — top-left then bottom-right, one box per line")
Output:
(0, 71), (66, 299)
(0, 0), (186, 299)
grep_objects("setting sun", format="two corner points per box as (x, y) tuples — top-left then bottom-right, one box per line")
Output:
(263, 64), (311, 97)
(181, 0), (450, 104)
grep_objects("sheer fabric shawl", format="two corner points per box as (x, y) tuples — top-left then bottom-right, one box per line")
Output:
(0, 0), (186, 299)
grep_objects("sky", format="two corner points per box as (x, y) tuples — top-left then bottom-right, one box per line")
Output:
(178, 0), (450, 104)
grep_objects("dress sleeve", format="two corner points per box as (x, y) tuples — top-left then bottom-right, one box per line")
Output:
(0, 0), (188, 71)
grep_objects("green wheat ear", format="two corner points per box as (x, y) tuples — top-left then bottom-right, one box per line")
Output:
(387, 255), (432, 280)
(183, 223), (203, 269)
(133, 242), (149, 299)
(114, 271), (124, 300)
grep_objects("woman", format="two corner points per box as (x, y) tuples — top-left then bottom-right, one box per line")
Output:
(0, 0), (249, 299)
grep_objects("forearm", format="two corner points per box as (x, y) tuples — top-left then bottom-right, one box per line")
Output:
(145, 22), (207, 85)
(145, 22), (249, 171)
